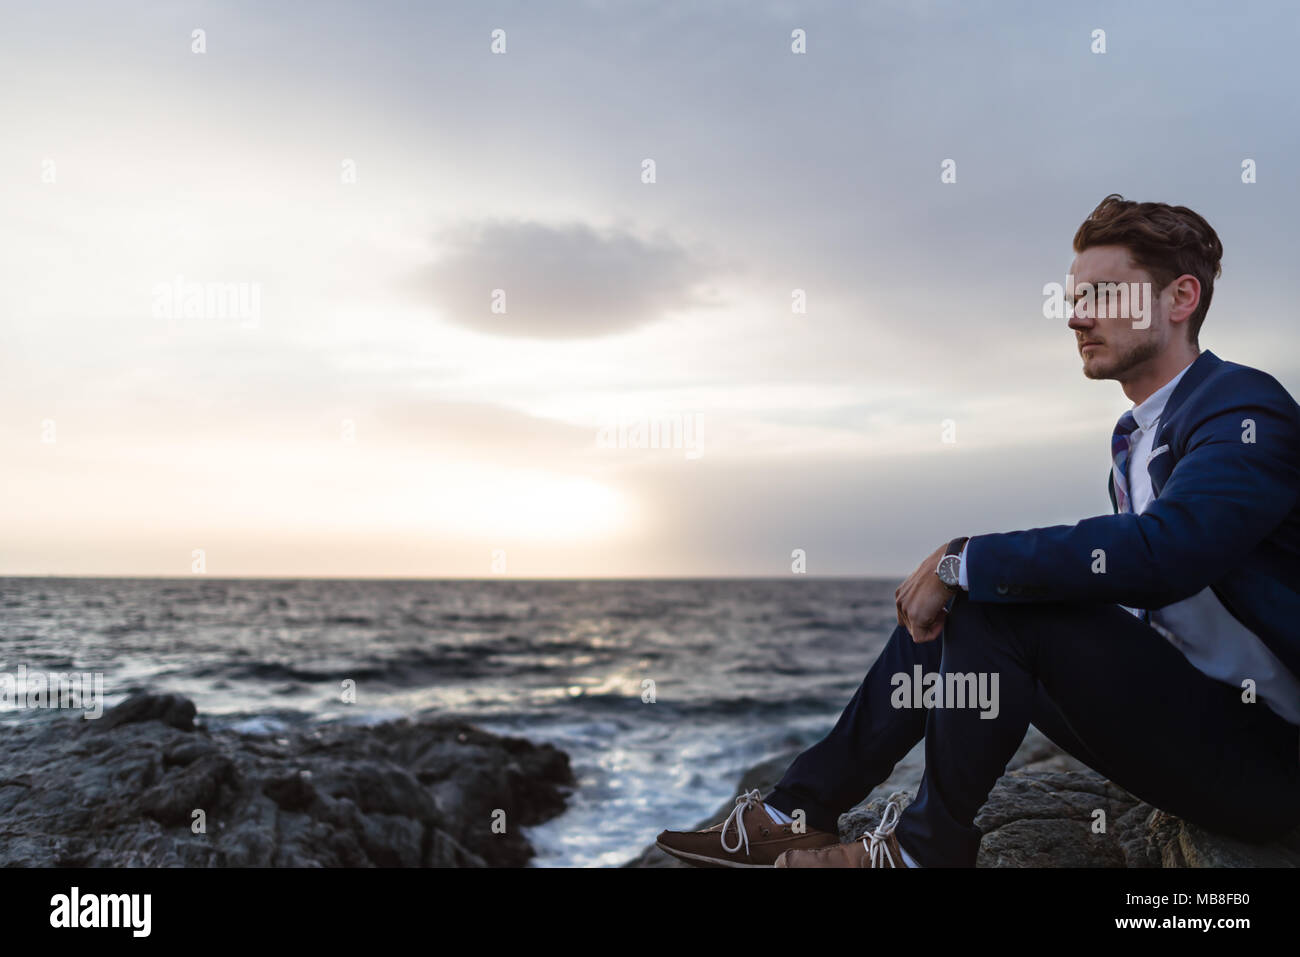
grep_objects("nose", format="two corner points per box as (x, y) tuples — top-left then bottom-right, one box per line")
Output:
(1067, 298), (1092, 334)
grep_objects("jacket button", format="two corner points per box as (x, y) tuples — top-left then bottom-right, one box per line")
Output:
(995, 584), (1009, 595)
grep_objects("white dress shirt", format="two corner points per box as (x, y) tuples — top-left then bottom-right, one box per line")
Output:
(958, 359), (1300, 726)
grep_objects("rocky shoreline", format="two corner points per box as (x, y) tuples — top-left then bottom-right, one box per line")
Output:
(0, 693), (574, 867)
(625, 727), (1300, 867)
(6, 692), (1295, 867)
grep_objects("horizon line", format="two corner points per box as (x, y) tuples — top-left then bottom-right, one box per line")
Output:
(0, 573), (902, 582)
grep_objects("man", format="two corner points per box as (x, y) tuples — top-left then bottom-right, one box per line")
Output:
(656, 194), (1300, 868)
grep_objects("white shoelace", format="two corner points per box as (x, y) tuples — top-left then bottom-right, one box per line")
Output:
(720, 788), (764, 855)
(860, 800), (902, 868)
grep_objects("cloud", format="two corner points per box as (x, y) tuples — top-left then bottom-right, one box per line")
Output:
(414, 219), (723, 339)
(356, 399), (597, 464)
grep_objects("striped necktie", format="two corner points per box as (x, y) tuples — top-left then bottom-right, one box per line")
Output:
(1111, 410), (1140, 515)
(1111, 409), (1150, 622)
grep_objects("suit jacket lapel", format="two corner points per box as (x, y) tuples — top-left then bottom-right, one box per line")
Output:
(1147, 350), (1220, 498)
(1103, 351), (1220, 508)
(1154, 350), (1220, 430)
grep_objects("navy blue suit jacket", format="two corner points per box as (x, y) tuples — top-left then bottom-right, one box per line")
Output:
(966, 349), (1300, 679)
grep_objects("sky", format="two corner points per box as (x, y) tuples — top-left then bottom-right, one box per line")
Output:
(2, 0), (1299, 578)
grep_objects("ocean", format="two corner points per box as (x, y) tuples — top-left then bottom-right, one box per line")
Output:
(0, 577), (901, 867)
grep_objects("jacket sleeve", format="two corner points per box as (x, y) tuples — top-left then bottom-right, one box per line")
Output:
(966, 372), (1300, 608)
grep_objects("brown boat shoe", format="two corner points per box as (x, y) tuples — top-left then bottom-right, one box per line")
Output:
(774, 799), (912, 868)
(655, 788), (840, 867)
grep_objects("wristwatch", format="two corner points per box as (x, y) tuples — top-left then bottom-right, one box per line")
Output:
(935, 536), (970, 591)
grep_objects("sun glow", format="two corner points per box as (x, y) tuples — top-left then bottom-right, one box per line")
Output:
(419, 467), (633, 543)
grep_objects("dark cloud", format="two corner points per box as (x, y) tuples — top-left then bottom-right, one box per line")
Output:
(415, 219), (723, 338)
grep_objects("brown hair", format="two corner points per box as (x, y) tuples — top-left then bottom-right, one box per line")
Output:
(1072, 194), (1223, 343)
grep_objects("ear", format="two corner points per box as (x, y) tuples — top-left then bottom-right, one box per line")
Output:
(1164, 274), (1202, 329)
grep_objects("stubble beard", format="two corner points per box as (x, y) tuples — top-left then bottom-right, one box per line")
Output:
(1082, 335), (1162, 382)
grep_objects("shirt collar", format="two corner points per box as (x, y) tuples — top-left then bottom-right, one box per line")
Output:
(1131, 358), (1197, 432)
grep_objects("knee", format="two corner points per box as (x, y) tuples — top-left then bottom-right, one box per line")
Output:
(946, 594), (1056, 641)
(944, 594), (1010, 640)
(940, 597), (1045, 671)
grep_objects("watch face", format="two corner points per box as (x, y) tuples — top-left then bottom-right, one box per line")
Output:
(938, 556), (960, 586)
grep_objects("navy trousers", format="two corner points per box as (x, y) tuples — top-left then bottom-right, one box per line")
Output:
(764, 593), (1300, 866)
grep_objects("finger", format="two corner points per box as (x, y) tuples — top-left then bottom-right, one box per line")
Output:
(901, 599), (921, 637)
(915, 615), (944, 644)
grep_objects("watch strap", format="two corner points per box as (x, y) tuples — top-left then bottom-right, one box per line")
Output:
(936, 536), (970, 595)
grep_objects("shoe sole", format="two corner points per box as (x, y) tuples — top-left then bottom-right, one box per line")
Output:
(654, 841), (772, 868)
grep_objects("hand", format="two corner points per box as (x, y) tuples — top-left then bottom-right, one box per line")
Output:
(895, 542), (956, 644)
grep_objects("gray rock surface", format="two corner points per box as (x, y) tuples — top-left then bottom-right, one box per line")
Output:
(626, 727), (1300, 867)
(0, 693), (574, 867)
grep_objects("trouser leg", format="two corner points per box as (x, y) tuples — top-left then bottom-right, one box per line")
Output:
(765, 622), (939, 833)
(893, 594), (1300, 866)
(765, 621), (1112, 833)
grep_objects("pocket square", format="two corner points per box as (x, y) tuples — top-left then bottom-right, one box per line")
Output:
(1147, 444), (1170, 463)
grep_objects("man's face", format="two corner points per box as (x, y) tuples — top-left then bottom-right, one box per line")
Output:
(1066, 245), (1171, 381)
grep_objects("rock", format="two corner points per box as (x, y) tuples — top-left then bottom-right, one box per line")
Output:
(0, 693), (574, 867)
(427, 827), (488, 867)
(1141, 808), (1300, 867)
(139, 753), (241, 826)
(94, 692), (197, 732)
(626, 727), (1300, 867)
(262, 770), (317, 812)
